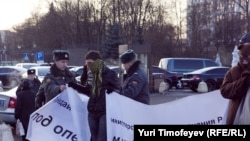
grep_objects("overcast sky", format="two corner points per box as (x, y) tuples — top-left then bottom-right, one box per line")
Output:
(0, 0), (49, 30)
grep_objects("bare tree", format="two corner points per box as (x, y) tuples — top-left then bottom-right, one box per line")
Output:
(233, 0), (250, 32)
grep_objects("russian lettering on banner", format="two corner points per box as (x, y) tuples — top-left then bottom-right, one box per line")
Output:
(106, 90), (229, 141)
(26, 87), (90, 141)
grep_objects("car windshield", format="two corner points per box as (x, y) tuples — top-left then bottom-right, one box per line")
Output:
(37, 68), (50, 76)
(23, 64), (39, 69)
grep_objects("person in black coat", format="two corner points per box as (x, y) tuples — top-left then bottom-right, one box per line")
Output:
(15, 79), (36, 141)
(16, 69), (41, 95)
(69, 50), (120, 141)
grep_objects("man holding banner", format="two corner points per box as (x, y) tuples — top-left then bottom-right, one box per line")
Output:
(35, 50), (76, 108)
(68, 50), (120, 141)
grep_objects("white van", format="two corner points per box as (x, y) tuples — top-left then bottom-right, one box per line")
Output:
(158, 58), (219, 79)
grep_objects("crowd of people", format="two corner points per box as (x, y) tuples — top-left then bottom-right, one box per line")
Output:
(14, 49), (150, 141)
(13, 32), (250, 140)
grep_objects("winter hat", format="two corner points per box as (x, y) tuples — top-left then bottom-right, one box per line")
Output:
(85, 50), (102, 61)
(238, 33), (250, 50)
(27, 69), (35, 75)
(120, 49), (136, 64)
(53, 50), (70, 61)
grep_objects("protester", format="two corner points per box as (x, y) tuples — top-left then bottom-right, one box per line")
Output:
(16, 69), (41, 95)
(15, 79), (36, 141)
(119, 49), (150, 104)
(35, 50), (76, 108)
(220, 32), (250, 124)
(68, 50), (120, 141)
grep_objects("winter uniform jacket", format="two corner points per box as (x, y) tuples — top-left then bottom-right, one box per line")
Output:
(31, 78), (41, 92)
(37, 64), (76, 104)
(15, 88), (36, 135)
(121, 60), (150, 104)
(16, 77), (41, 95)
(220, 62), (249, 124)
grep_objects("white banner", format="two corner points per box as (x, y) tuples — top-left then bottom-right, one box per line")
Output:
(106, 90), (229, 141)
(26, 87), (90, 141)
(26, 88), (229, 141)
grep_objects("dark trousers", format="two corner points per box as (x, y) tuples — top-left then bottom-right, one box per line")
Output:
(88, 113), (107, 141)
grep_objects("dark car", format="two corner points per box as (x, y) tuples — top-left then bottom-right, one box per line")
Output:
(152, 66), (178, 89)
(181, 66), (229, 92)
(0, 66), (27, 90)
(107, 66), (178, 90)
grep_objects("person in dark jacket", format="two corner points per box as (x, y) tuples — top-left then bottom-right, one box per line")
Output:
(16, 69), (41, 95)
(15, 79), (36, 141)
(35, 50), (76, 108)
(119, 49), (150, 104)
(220, 32), (250, 124)
(69, 50), (120, 141)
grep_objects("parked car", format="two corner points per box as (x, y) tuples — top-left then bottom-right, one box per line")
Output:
(181, 66), (230, 92)
(0, 86), (18, 127)
(158, 57), (220, 79)
(70, 66), (84, 77)
(27, 66), (51, 82)
(108, 65), (121, 78)
(0, 66), (27, 90)
(15, 63), (40, 69)
(152, 66), (178, 89)
(39, 62), (53, 66)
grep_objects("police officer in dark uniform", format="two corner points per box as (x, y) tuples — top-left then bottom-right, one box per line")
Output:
(16, 69), (41, 95)
(35, 50), (76, 107)
(15, 79), (36, 141)
(119, 49), (150, 104)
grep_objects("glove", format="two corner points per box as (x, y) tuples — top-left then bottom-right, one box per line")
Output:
(80, 65), (88, 85)
(68, 82), (91, 94)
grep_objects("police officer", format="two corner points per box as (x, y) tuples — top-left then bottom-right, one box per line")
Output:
(15, 79), (36, 141)
(119, 49), (150, 104)
(16, 69), (41, 95)
(35, 50), (76, 107)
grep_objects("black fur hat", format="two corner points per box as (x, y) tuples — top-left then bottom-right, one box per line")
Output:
(120, 49), (136, 64)
(27, 69), (35, 75)
(53, 50), (70, 61)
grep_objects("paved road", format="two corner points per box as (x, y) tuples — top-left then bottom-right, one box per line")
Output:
(150, 88), (196, 105)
